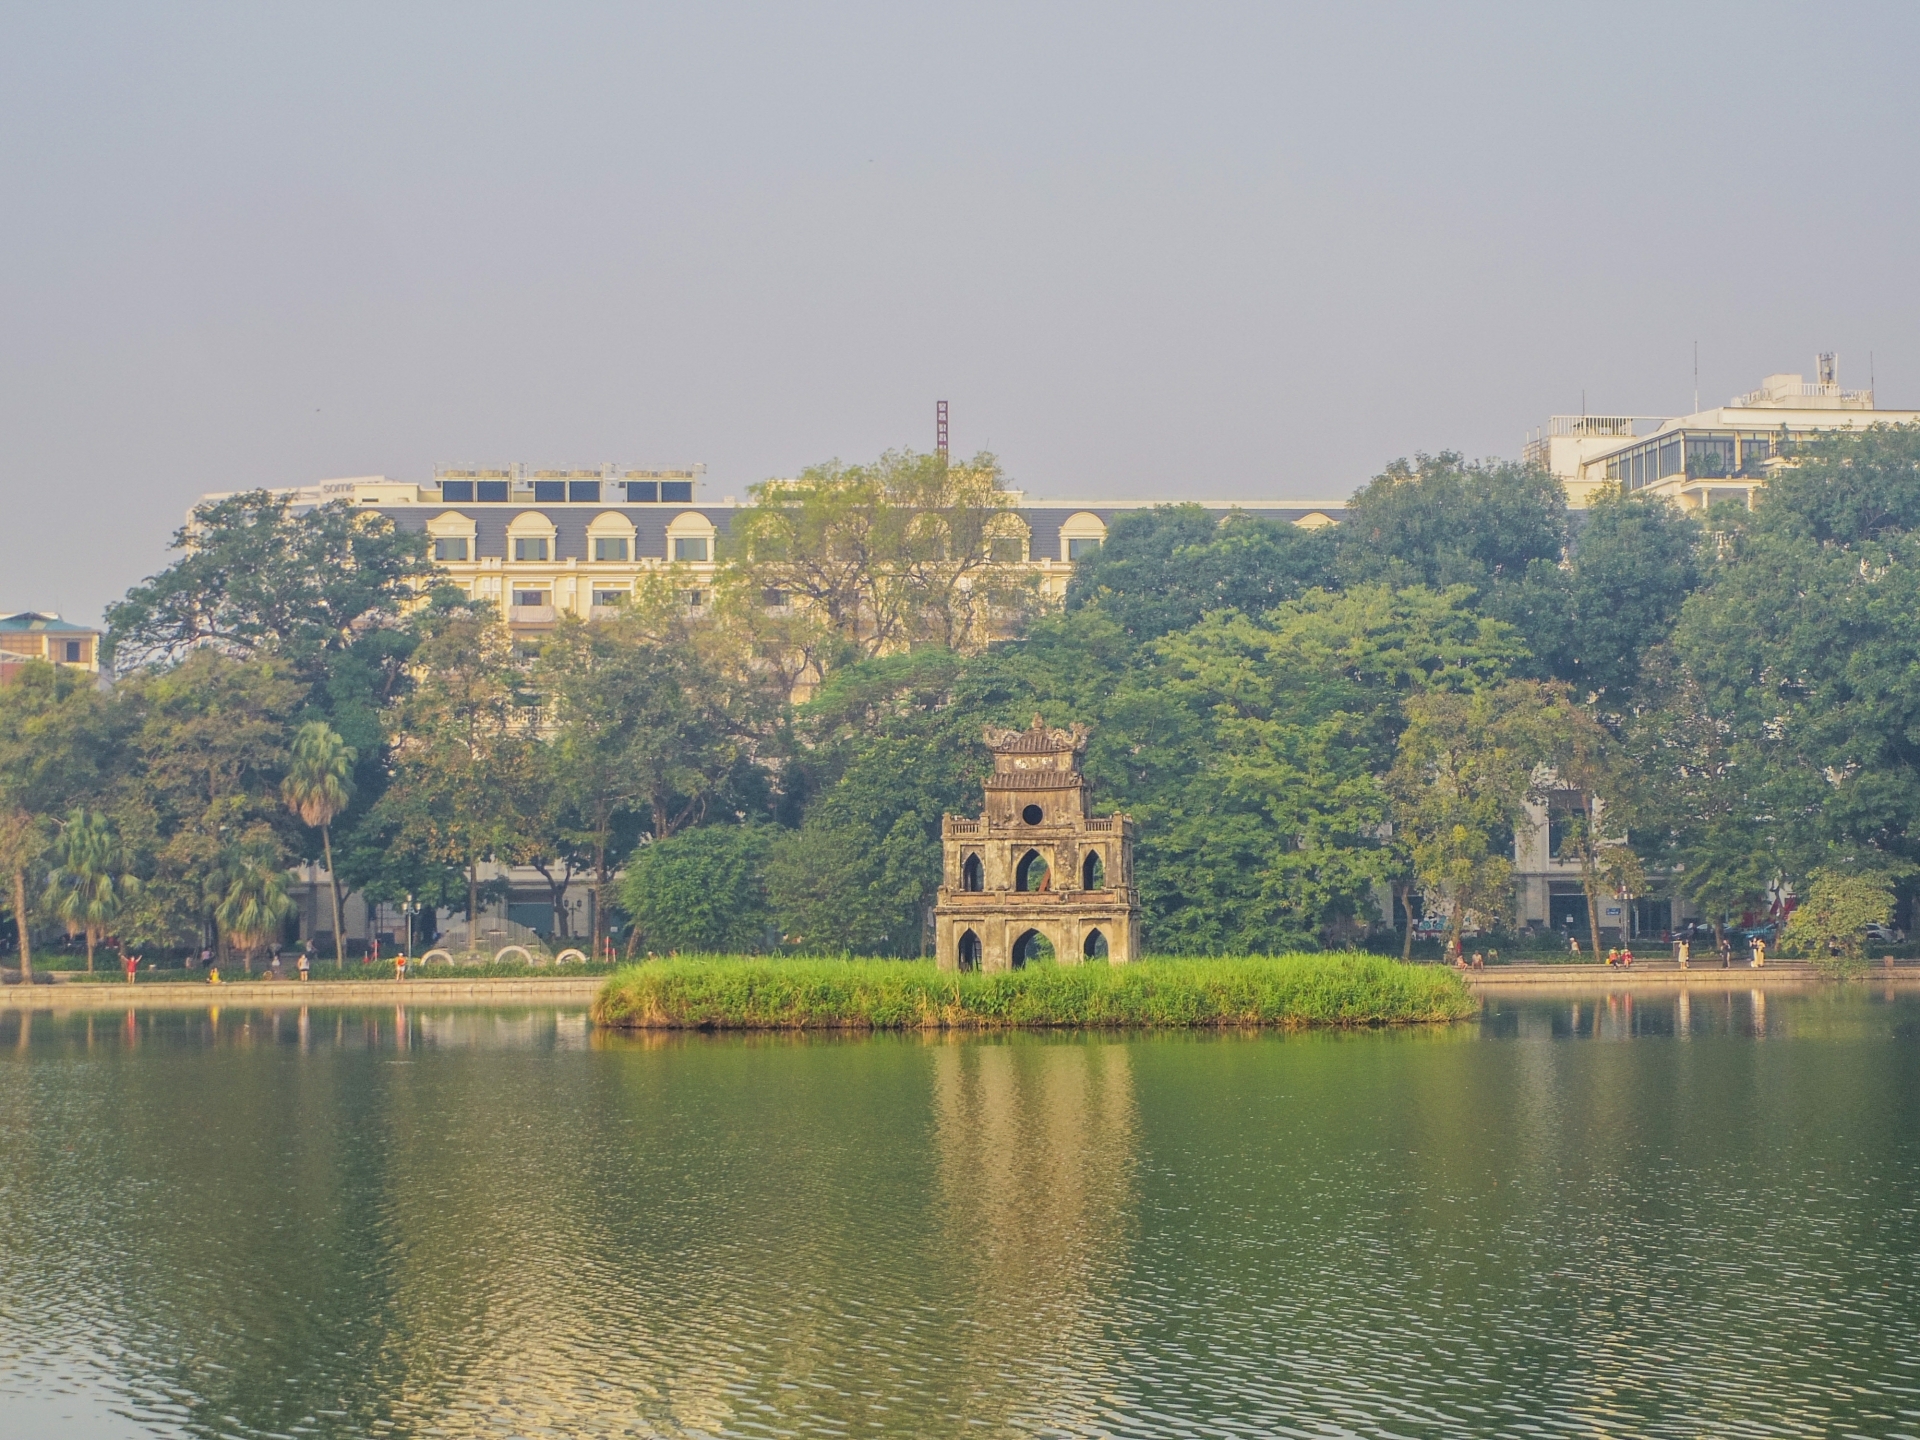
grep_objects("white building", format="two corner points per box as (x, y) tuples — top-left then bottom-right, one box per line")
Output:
(1526, 355), (1919, 511)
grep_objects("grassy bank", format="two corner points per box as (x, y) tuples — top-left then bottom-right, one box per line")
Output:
(591, 954), (1475, 1031)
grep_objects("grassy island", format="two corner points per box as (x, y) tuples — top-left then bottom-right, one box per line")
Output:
(591, 954), (1473, 1031)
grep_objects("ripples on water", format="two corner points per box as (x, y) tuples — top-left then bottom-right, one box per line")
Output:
(0, 991), (1917, 1439)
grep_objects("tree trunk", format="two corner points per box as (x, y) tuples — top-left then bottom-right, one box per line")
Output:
(85, 927), (95, 974)
(543, 870), (569, 941)
(467, 862), (478, 932)
(1398, 883), (1415, 962)
(12, 866), (30, 982)
(1583, 868), (1603, 961)
(593, 835), (609, 961)
(322, 824), (346, 968)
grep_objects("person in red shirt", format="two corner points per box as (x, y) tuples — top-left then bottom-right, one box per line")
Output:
(123, 953), (138, 985)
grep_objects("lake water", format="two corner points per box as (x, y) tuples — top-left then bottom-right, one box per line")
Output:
(2, 989), (1917, 1439)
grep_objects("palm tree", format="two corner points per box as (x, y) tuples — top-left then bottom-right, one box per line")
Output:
(214, 843), (293, 976)
(43, 809), (139, 974)
(282, 720), (356, 968)
(0, 815), (46, 982)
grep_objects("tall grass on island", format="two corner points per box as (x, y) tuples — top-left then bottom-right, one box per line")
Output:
(591, 954), (1475, 1031)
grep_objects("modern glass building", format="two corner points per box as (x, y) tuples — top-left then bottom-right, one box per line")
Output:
(1524, 357), (1918, 512)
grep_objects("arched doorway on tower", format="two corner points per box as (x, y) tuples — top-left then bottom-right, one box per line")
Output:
(1011, 929), (1056, 969)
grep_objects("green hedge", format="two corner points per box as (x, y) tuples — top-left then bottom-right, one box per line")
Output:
(591, 953), (1474, 1030)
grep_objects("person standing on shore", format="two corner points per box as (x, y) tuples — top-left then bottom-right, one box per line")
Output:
(297, 949), (310, 982)
(123, 952), (138, 985)
(1720, 935), (1733, 968)
(1677, 939), (1690, 969)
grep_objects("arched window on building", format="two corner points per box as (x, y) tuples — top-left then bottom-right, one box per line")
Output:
(962, 853), (984, 892)
(1083, 929), (1108, 960)
(957, 930), (981, 972)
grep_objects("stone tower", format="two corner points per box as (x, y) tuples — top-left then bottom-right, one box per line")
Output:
(934, 716), (1140, 971)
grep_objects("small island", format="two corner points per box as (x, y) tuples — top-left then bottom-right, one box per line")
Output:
(590, 953), (1474, 1031)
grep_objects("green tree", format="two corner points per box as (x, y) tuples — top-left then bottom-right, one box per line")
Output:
(1338, 453), (1568, 600)
(0, 822), (48, 977)
(1782, 868), (1897, 974)
(1114, 585), (1526, 952)
(1063, 504), (1335, 640)
(768, 648), (1015, 955)
(43, 810), (140, 973)
(1626, 657), (1776, 946)
(0, 660), (116, 978)
(1536, 690), (1645, 953)
(213, 840), (294, 974)
(376, 602), (529, 929)
(1389, 681), (1551, 955)
(105, 491), (437, 685)
(619, 825), (776, 953)
(1652, 425), (1920, 912)
(724, 449), (1037, 683)
(110, 651), (305, 951)
(530, 608), (761, 953)
(1521, 487), (1701, 703)
(281, 720), (356, 966)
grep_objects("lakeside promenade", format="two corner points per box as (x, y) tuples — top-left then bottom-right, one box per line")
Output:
(1465, 959), (1920, 989)
(6, 959), (1917, 1012)
(0, 976), (605, 1009)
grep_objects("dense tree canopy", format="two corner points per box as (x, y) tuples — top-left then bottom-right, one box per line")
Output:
(1063, 504), (1335, 640)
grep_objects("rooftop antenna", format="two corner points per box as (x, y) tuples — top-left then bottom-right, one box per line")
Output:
(1693, 341), (1699, 414)
(936, 400), (949, 457)
(1871, 350), (1876, 401)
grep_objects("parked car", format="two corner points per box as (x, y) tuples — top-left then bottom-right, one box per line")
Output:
(1862, 922), (1906, 945)
(1738, 923), (1779, 944)
(1665, 921), (1718, 944)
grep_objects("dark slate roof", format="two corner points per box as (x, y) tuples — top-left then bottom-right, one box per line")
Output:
(1019, 504), (1345, 558)
(371, 506), (736, 562)
(368, 501), (1346, 563)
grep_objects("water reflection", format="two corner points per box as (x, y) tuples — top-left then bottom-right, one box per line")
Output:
(931, 1039), (1138, 1435)
(0, 997), (1916, 1439)
(1475, 983), (1888, 1041)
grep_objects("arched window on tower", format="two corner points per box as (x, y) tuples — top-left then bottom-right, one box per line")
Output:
(962, 853), (984, 892)
(958, 930), (981, 971)
(1083, 929), (1109, 960)
(1015, 849), (1050, 892)
(1082, 851), (1105, 890)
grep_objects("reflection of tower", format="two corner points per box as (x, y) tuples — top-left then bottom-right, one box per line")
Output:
(931, 1039), (1138, 1429)
(935, 716), (1141, 971)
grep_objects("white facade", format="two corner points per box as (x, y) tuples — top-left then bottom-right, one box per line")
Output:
(1525, 356), (1919, 511)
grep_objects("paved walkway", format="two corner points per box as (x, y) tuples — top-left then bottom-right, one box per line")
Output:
(0, 976), (605, 1009)
(1464, 960), (1920, 988)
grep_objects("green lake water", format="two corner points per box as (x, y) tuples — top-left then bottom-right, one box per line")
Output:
(2, 989), (1918, 1438)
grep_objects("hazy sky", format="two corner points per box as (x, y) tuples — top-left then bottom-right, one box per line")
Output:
(5, 2), (1918, 625)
